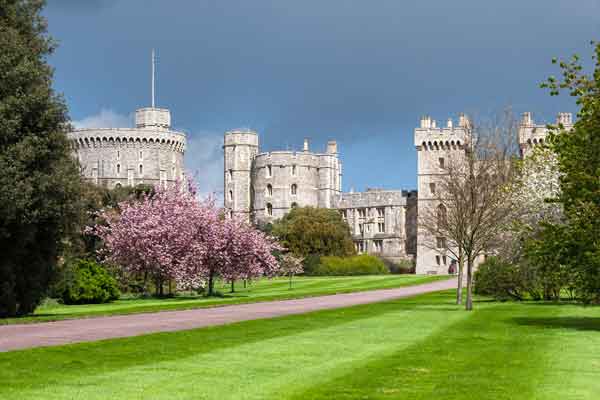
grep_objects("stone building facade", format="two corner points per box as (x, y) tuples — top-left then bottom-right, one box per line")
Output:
(335, 189), (417, 262)
(414, 111), (573, 274)
(68, 107), (186, 188)
(223, 132), (417, 261)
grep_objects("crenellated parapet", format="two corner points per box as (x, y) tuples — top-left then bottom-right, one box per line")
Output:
(414, 114), (471, 150)
(68, 128), (186, 153)
(518, 111), (573, 157)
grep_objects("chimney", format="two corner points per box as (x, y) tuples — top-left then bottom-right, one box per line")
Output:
(447, 118), (453, 128)
(327, 140), (337, 154)
(303, 138), (309, 152)
(458, 113), (470, 128)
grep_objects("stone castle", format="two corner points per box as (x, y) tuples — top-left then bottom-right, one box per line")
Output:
(69, 99), (570, 274)
(68, 107), (186, 188)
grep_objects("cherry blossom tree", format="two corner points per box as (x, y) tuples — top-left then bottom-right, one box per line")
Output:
(90, 181), (281, 297)
(90, 181), (220, 295)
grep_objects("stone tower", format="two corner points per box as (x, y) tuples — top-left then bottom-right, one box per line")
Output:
(518, 111), (573, 158)
(223, 129), (259, 220)
(414, 114), (471, 274)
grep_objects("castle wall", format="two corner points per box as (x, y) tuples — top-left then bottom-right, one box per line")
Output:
(334, 189), (416, 261)
(223, 130), (259, 219)
(68, 125), (186, 188)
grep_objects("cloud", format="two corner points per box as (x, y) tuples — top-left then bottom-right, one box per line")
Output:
(72, 109), (133, 129)
(184, 132), (224, 201)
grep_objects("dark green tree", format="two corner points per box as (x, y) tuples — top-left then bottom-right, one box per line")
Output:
(270, 207), (356, 258)
(0, 0), (83, 316)
(536, 42), (600, 303)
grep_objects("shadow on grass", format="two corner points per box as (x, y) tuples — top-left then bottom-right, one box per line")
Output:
(513, 316), (600, 332)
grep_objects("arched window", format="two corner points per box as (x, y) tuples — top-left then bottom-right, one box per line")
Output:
(291, 184), (297, 195)
(266, 203), (273, 216)
(139, 164), (143, 175)
(437, 204), (447, 227)
(115, 183), (122, 189)
(139, 151), (143, 161)
(228, 190), (233, 202)
(291, 202), (298, 208)
(266, 165), (272, 178)
(291, 165), (297, 176)
(116, 164), (121, 174)
(266, 184), (273, 196)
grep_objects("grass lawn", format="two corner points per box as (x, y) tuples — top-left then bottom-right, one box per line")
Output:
(0, 274), (448, 325)
(1, 290), (599, 399)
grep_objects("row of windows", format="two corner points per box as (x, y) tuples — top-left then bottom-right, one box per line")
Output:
(265, 184), (298, 196)
(343, 207), (385, 220)
(264, 202), (298, 216)
(112, 150), (177, 163)
(265, 164), (323, 178)
(355, 240), (383, 253)
(358, 222), (386, 234)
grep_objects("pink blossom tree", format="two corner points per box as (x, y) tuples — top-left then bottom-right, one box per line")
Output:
(90, 181), (220, 295)
(279, 254), (304, 289)
(90, 181), (281, 297)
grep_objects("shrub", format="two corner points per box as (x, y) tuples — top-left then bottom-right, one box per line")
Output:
(380, 258), (415, 274)
(302, 254), (321, 275)
(56, 259), (120, 304)
(474, 257), (524, 301)
(313, 255), (389, 276)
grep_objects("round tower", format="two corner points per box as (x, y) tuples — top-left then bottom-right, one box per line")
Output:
(224, 129), (259, 220)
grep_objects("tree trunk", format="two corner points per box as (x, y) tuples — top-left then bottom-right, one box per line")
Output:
(230, 280), (235, 293)
(465, 257), (474, 311)
(207, 271), (215, 296)
(243, 280), (247, 289)
(456, 252), (464, 305)
(289, 274), (293, 290)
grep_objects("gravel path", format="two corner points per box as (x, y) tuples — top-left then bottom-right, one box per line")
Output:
(0, 278), (456, 352)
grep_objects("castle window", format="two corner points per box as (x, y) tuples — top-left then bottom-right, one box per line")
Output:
(228, 169), (233, 182)
(139, 164), (143, 175)
(358, 208), (366, 219)
(436, 237), (447, 249)
(228, 190), (233, 202)
(139, 151), (143, 161)
(117, 150), (120, 160)
(429, 182), (436, 195)
(291, 184), (297, 195)
(439, 157), (445, 168)
(228, 210), (233, 219)
(116, 164), (121, 174)
(377, 207), (385, 218)
(359, 223), (364, 235)
(267, 184), (273, 197)
(266, 165), (272, 178)
(266, 203), (273, 216)
(292, 165), (297, 176)
(291, 202), (298, 208)
(442, 255), (447, 265)
(437, 204), (447, 227)
(378, 222), (385, 233)
(436, 255), (441, 265)
(374, 240), (383, 253)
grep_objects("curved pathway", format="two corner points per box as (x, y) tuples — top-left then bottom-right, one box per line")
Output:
(0, 277), (456, 352)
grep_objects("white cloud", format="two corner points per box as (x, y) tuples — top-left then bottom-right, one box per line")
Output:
(184, 132), (224, 201)
(72, 109), (133, 129)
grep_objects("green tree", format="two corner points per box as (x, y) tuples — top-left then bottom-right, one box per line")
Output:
(271, 207), (356, 258)
(535, 43), (600, 303)
(0, 0), (82, 317)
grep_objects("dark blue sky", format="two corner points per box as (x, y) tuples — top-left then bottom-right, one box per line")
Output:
(44, 0), (599, 195)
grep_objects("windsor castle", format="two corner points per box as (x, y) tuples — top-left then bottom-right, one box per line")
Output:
(69, 101), (571, 274)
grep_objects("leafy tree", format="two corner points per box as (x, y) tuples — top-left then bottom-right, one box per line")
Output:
(537, 43), (600, 303)
(0, 0), (82, 317)
(271, 207), (356, 258)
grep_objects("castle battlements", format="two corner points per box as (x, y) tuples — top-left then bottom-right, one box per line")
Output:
(518, 111), (573, 157)
(414, 114), (471, 149)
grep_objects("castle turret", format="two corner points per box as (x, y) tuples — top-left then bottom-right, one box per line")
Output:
(224, 129), (259, 220)
(414, 113), (470, 275)
(518, 111), (573, 158)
